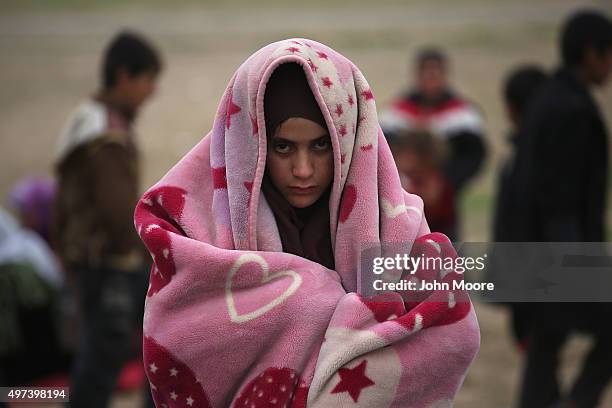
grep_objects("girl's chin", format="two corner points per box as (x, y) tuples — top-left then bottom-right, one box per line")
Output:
(287, 194), (319, 209)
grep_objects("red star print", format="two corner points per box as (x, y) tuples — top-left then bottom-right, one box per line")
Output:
(317, 51), (328, 59)
(307, 58), (318, 73)
(226, 90), (241, 129)
(287, 47), (300, 53)
(339, 124), (347, 137)
(322, 77), (333, 88)
(249, 112), (258, 136)
(335, 104), (344, 117)
(348, 94), (354, 106)
(331, 360), (375, 402)
(360, 144), (373, 152)
(361, 89), (374, 100)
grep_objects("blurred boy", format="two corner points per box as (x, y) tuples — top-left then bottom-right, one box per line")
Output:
(512, 10), (612, 408)
(493, 65), (548, 350)
(54, 31), (162, 408)
(381, 48), (486, 239)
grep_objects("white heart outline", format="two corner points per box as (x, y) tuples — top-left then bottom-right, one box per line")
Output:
(226, 253), (302, 323)
(425, 239), (442, 254)
(381, 198), (421, 219)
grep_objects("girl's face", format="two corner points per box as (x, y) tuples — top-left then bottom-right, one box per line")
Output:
(266, 117), (333, 208)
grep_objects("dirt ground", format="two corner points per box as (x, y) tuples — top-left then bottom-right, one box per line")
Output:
(2, 0), (612, 406)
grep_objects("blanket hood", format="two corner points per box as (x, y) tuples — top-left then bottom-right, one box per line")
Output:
(213, 39), (375, 249)
(212, 39), (422, 285)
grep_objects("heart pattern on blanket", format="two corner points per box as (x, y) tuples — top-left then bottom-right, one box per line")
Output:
(226, 253), (302, 323)
(135, 186), (187, 297)
(339, 184), (357, 223)
(232, 367), (308, 408)
(144, 336), (212, 408)
(381, 198), (421, 219)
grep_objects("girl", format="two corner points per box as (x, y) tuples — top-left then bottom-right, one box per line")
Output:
(135, 39), (479, 408)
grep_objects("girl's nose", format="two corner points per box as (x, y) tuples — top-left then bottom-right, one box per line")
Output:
(292, 151), (314, 179)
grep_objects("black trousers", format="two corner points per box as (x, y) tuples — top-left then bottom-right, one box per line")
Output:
(518, 303), (612, 408)
(67, 263), (154, 408)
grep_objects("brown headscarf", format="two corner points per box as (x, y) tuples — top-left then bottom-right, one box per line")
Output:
(264, 62), (327, 137)
(262, 62), (334, 270)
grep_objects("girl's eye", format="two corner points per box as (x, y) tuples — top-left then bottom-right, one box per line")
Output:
(313, 139), (331, 151)
(273, 143), (291, 154)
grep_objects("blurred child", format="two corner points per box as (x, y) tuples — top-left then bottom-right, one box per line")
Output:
(53, 31), (162, 408)
(9, 176), (56, 244)
(387, 128), (455, 239)
(493, 65), (548, 352)
(380, 47), (486, 239)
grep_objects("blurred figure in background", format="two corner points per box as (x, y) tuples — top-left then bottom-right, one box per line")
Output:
(8, 176), (63, 288)
(53, 31), (162, 408)
(380, 47), (486, 240)
(9, 176), (56, 244)
(386, 128), (455, 237)
(493, 65), (548, 350)
(0, 205), (67, 389)
(511, 10), (612, 408)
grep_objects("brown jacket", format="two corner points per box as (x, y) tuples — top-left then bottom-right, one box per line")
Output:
(53, 100), (144, 270)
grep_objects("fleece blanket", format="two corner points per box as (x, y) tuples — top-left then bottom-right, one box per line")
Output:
(135, 38), (480, 408)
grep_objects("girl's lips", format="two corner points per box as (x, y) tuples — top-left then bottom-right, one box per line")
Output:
(290, 186), (317, 194)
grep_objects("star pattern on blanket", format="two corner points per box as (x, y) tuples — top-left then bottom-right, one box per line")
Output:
(339, 124), (347, 137)
(225, 89), (242, 129)
(331, 360), (375, 403)
(144, 336), (212, 408)
(361, 89), (374, 101)
(307, 58), (318, 73)
(335, 104), (344, 117)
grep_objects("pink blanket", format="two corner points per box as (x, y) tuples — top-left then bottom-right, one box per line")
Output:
(135, 38), (480, 408)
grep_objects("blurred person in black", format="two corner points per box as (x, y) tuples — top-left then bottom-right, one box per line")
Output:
(380, 48), (486, 240)
(493, 65), (548, 350)
(511, 10), (612, 408)
(54, 31), (162, 408)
